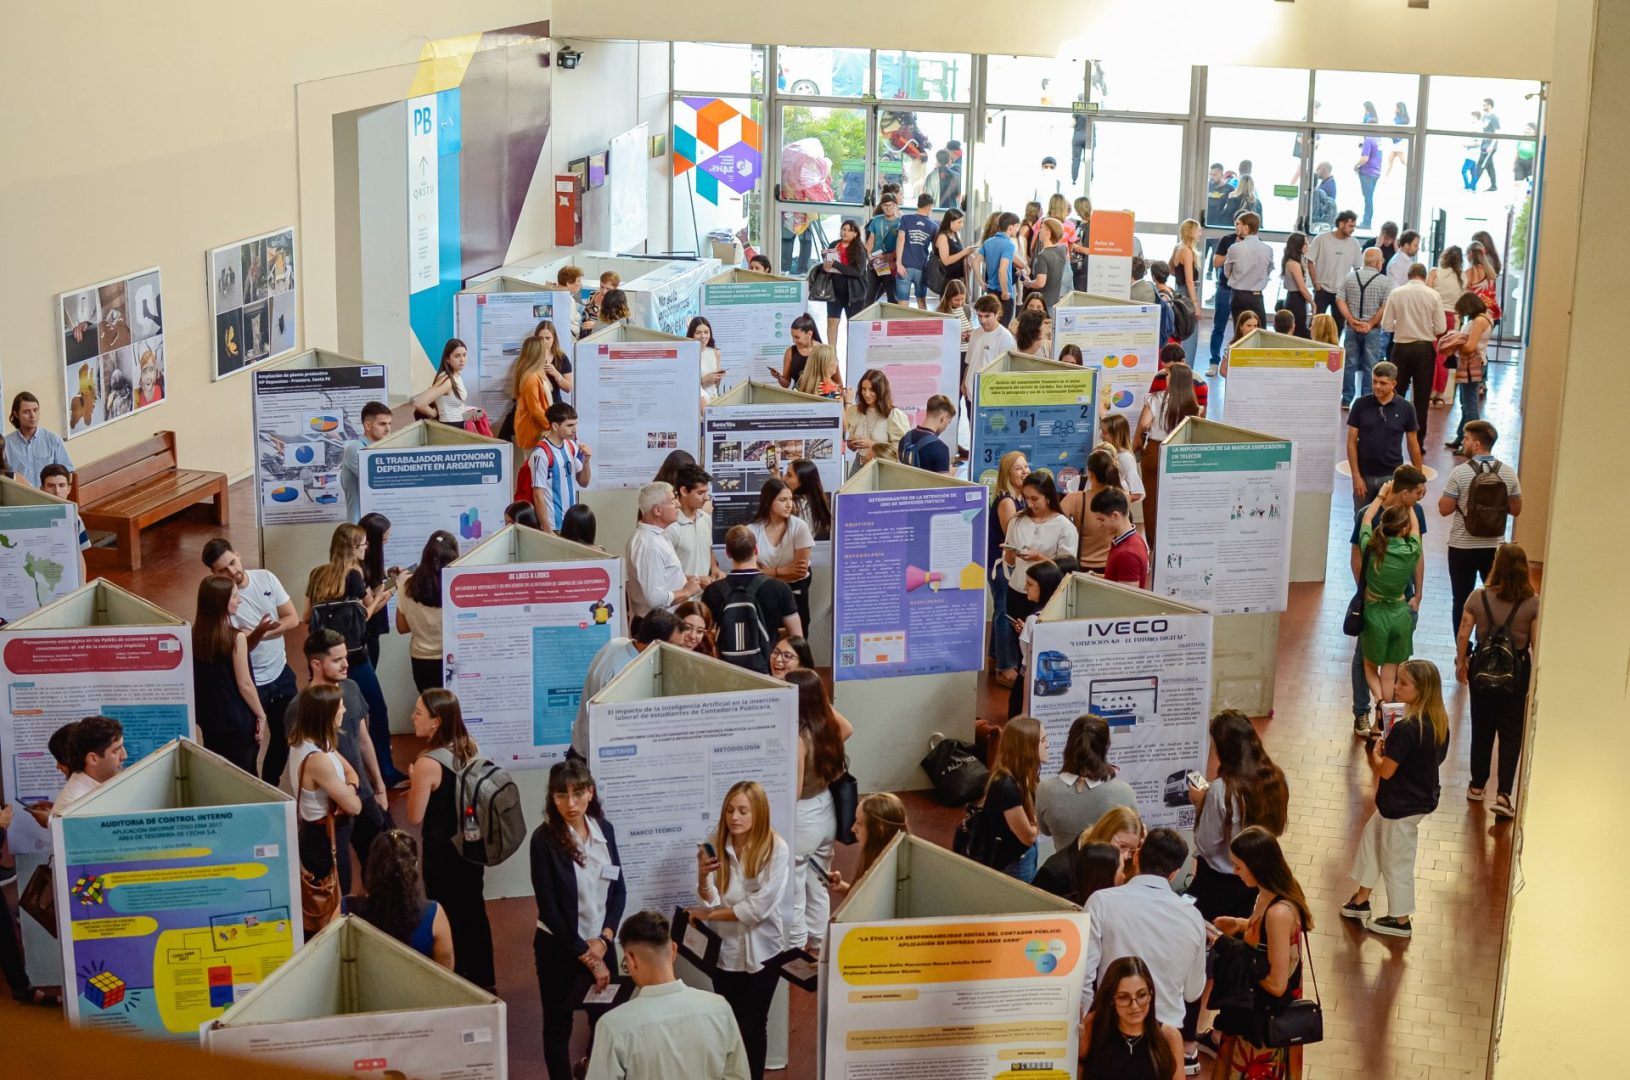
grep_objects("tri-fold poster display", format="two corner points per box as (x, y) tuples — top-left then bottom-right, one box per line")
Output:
(357, 421), (512, 571)
(699, 269), (808, 396)
(969, 351), (1097, 492)
(0, 476), (84, 621)
(454, 277), (576, 417)
(844, 302), (960, 425)
(1051, 291), (1160, 422)
(574, 322), (703, 489)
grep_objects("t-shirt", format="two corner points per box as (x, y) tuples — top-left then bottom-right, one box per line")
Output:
(1442, 457), (1522, 548)
(1358, 136), (1382, 177)
(529, 437), (585, 530)
(898, 213), (936, 270)
(867, 215), (901, 262)
(976, 774), (1029, 870)
(898, 427), (951, 473)
(1308, 232), (1363, 293)
(284, 679), (373, 800)
(665, 508), (714, 579)
(749, 518), (815, 581)
(1032, 245), (1071, 312)
(1376, 715), (1448, 819)
(395, 589), (443, 659)
(1350, 503), (1426, 600)
(1104, 529), (1149, 589)
(1004, 513), (1080, 588)
(230, 568), (292, 686)
(701, 570), (799, 663)
(981, 234), (1018, 295)
(1346, 394), (1418, 478)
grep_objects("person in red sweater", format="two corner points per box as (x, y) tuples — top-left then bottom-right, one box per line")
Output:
(1092, 488), (1149, 589)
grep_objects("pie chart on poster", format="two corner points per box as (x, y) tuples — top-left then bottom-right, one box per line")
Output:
(1111, 390), (1136, 408)
(312, 493), (339, 504)
(270, 487), (300, 503)
(294, 445), (316, 464)
(308, 415), (340, 432)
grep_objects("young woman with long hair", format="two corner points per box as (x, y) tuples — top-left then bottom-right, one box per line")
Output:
(987, 451), (1031, 686)
(412, 338), (483, 426)
(784, 457), (833, 544)
(820, 217), (869, 341)
(357, 830), (453, 969)
(688, 315), (726, 405)
(937, 278), (973, 384)
(1170, 220), (1203, 352)
(786, 669), (853, 950)
(510, 335), (552, 452)
(1427, 245), (1466, 405)
(1309, 312), (1339, 347)
(1456, 543), (1539, 818)
(529, 759), (626, 1080)
(932, 208), (974, 289)
(693, 780), (791, 1080)
(1035, 713), (1138, 856)
(828, 792), (909, 896)
(794, 343), (844, 401)
(192, 574), (266, 774)
(559, 503), (597, 547)
(1097, 414), (1144, 505)
(1008, 557), (1067, 721)
(1083, 804), (1146, 879)
(598, 288), (631, 324)
(1280, 232), (1314, 337)
(769, 631), (817, 679)
(1344, 659), (1450, 938)
(673, 599), (717, 657)
(843, 368), (910, 471)
(1136, 361), (1202, 555)
(1080, 956), (1184, 1080)
(750, 477), (816, 634)
(1062, 448), (1122, 572)
(1444, 291), (1493, 452)
(1188, 710), (1290, 921)
(357, 512), (393, 668)
(285, 685), (362, 911)
(973, 715), (1046, 881)
(406, 688), (495, 989)
(772, 313), (823, 390)
(1358, 502), (1423, 717)
(395, 530), (459, 692)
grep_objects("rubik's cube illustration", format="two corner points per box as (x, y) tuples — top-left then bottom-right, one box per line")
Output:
(70, 874), (106, 906)
(208, 965), (235, 1008)
(85, 971), (126, 1010)
(459, 507), (483, 540)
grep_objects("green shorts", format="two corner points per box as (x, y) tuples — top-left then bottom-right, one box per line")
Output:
(1361, 599), (1414, 666)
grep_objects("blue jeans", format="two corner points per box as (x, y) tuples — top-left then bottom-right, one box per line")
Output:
(1005, 843), (1039, 883)
(1208, 283), (1233, 366)
(1358, 172), (1378, 227)
(1352, 607), (1420, 715)
(900, 266), (927, 302)
(348, 657), (405, 785)
(988, 568), (1021, 671)
(1455, 379), (1483, 442)
(1342, 327), (1390, 403)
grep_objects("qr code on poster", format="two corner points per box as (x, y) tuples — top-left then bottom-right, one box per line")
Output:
(840, 650), (857, 667)
(840, 634), (856, 650)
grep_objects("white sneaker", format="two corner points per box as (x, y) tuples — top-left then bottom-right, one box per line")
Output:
(1206, 364), (1220, 377)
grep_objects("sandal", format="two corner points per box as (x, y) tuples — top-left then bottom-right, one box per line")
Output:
(13, 986), (62, 1007)
(1195, 1029), (1226, 1058)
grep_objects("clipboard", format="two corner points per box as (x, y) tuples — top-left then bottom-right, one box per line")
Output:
(671, 905), (723, 973)
(765, 946), (820, 992)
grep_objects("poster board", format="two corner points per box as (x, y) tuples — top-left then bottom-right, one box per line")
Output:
(969, 352), (1098, 493)
(209, 228), (298, 380)
(574, 323), (703, 489)
(700, 269), (808, 396)
(52, 739), (299, 1039)
(0, 476), (84, 621)
(472, 253), (722, 340)
(822, 834), (1090, 1079)
(1051, 291), (1160, 423)
(607, 123), (650, 254)
(1024, 574), (1213, 831)
(202, 916), (506, 1079)
(832, 460), (988, 682)
(357, 421), (512, 571)
(58, 265), (166, 437)
(443, 525), (622, 770)
(453, 278), (576, 416)
(1154, 417), (1295, 615)
(844, 302), (961, 427)
(1085, 209), (1136, 297)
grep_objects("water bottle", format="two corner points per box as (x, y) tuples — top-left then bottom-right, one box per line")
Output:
(462, 806), (480, 844)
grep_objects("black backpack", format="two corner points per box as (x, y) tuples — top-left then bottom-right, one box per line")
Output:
(308, 598), (367, 654)
(1468, 592), (1526, 694)
(1463, 459), (1511, 538)
(716, 575), (773, 672)
(1168, 288), (1197, 342)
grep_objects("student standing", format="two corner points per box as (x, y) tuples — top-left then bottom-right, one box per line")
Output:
(1426, 248), (1466, 406)
(787, 670), (852, 950)
(528, 404), (592, 532)
(1349, 468), (1429, 732)
(749, 478), (815, 636)
(1358, 504), (1423, 714)
(192, 575), (266, 774)
(666, 464), (721, 582)
(511, 327), (572, 455)
(971, 716), (1046, 881)
(895, 195), (938, 308)
(341, 401), (393, 524)
(1001, 473), (1078, 632)
(1186, 711), (1289, 921)
(1437, 420), (1522, 634)
(1443, 294), (1494, 453)
(202, 538), (299, 785)
(1344, 361), (1423, 516)
(981, 212), (1024, 323)
(962, 296), (1017, 402)
(770, 315), (822, 389)
(295, 630), (390, 881)
(1456, 543), (1539, 818)
(689, 316), (727, 404)
(1279, 233), (1314, 338)
(395, 531), (459, 692)
(1380, 263), (1446, 433)
(820, 225), (868, 342)
(987, 451), (1029, 687)
(702, 527), (802, 673)
(412, 339), (483, 427)
(1034, 713), (1138, 856)
(357, 512), (394, 668)
(826, 793), (910, 897)
(864, 195), (904, 303)
(1221, 212), (1272, 326)
(573, 612), (682, 758)
(843, 369), (910, 472)
(1135, 362), (1201, 555)
(1094, 488), (1150, 590)
(285, 686), (362, 930)
(1079, 957), (1185, 1080)
(897, 395), (955, 473)
(1062, 449), (1122, 573)
(1307, 211), (1363, 335)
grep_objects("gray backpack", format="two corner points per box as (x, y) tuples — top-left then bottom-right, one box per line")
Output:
(426, 748), (526, 866)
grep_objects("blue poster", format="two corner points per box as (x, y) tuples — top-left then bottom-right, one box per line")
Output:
(832, 485), (989, 681)
(970, 368), (1098, 493)
(358, 442), (512, 570)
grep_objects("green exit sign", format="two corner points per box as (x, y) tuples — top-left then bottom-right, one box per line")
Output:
(1273, 184), (1299, 199)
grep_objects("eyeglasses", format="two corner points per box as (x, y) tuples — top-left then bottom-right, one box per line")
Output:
(1113, 990), (1152, 1007)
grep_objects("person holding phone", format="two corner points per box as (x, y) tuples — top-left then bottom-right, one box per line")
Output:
(1186, 710), (1289, 921)
(691, 781), (790, 1080)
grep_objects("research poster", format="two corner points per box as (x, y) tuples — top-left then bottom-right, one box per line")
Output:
(823, 912), (1092, 1078)
(1221, 346), (1343, 494)
(1026, 613), (1213, 830)
(1052, 302), (1159, 422)
(252, 363), (388, 526)
(0, 502), (83, 620)
(626, 259), (719, 336)
(53, 801), (298, 1038)
(205, 1002), (505, 1079)
(702, 400), (844, 564)
(358, 443), (511, 570)
(832, 486), (988, 681)
(971, 368), (1098, 493)
(1085, 210), (1136, 297)
(209, 228), (298, 380)
(588, 688), (797, 923)
(443, 559), (623, 768)
(454, 287), (575, 416)
(845, 316), (960, 426)
(1155, 441), (1295, 613)
(700, 278), (807, 395)
(58, 266), (167, 437)
(575, 338), (702, 488)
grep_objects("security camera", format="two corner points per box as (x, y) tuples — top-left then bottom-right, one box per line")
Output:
(557, 47), (582, 70)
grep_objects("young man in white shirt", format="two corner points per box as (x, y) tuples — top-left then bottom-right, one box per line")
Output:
(1386, 230), (1422, 285)
(342, 401), (393, 524)
(962, 295), (1017, 403)
(626, 482), (706, 624)
(202, 537), (300, 784)
(1307, 210), (1363, 334)
(55, 716), (127, 810)
(665, 464), (720, 581)
(1379, 262), (1446, 432)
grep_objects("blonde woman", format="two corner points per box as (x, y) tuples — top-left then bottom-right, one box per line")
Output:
(827, 793), (909, 895)
(795, 343), (845, 401)
(510, 333), (556, 454)
(1068, 196), (1093, 290)
(1171, 220), (1203, 355)
(988, 451), (1030, 685)
(1309, 312), (1340, 347)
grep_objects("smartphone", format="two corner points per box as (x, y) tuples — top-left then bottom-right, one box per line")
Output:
(379, 577), (401, 594)
(1186, 770), (1208, 790)
(698, 841), (716, 859)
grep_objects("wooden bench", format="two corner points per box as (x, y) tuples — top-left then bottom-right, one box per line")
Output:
(70, 431), (229, 570)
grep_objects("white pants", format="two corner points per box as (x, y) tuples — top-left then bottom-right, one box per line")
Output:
(1351, 810), (1425, 918)
(792, 790), (836, 947)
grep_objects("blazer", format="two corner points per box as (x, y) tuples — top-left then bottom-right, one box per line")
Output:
(529, 814), (627, 956)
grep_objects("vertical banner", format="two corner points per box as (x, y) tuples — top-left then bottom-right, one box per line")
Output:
(845, 315), (960, 425)
(454, 288), (576, 416)
(1052, 300), (1160, 423)
(702, 399), (844, 559)
(823, 912), (1092, 1076)
(358, 443), (512, 570)
(970, 367), (1098, 492)
(407, 93), (441, 293)
(575, 337), (703, 488)
(589, 687), (797, 923)
(832, 486), (988, 681)
(1085, 210), (1135, 298)
(1221, 345), (1344, 494)
(54, 801), (298, 1038)
(443, 559), (623, 768)
(0, 502), (83, 620)
(58, 267), (167, 437)
(699, 276), (808, 395)
(252, 362), (388, 526)
(1026, 613), (1213, 830)
(407, 88), (463, 362)
(1155, 441), (1295, 613)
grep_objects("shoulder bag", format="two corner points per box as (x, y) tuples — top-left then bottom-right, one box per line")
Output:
(1264, 919), (1323, 1048)
(807, 261), (836, 303)
(1342, 557), (1368, 637)
(297, 752), (341, 934)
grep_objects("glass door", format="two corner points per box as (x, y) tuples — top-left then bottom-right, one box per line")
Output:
(773, 101), (872, 275)
(875, 107), (968, 210)
(1199, 124), (1306, 309)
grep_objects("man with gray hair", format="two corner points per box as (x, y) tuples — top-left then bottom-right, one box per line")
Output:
(1345, 361), (1422, 515)
(1336, 247), (1394, 408)
(626, 480), (706, 625)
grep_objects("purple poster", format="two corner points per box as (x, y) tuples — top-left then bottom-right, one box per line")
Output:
(833, 485), (989, 681)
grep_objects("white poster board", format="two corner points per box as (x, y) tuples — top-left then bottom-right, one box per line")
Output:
(703, 390), (843, 564)
(251, 355), (388, 527)
(1052, 293), (1160, 423)
(454, 283), (576, 417)
(358, 431), (512, 571)
(575, 328), (703, 489)
(844, 305), (960, 426)
(209, 227), (298, 380)
(0, 490), (83, 620)
(608, 123), (650, 254)
(1220, 334), (1345, 494)
(626, 258), (721, 337)
(700, 272), (809, 396)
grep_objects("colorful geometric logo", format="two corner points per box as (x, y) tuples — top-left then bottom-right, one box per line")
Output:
(458, 507), (483, 541)
(673, 97), (762, 206)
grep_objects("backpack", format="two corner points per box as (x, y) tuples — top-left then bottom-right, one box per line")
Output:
(898, 427), (939, 470)
(1462, 459), (1511, 538)
(308, 598), (367, 654)
(1168, 288), (1197, 342)
(716, 575), (773, 672)
(1155, 290), (1176, 344)
(426, 748), (526, 866)
(920, 733), (989, 805)
(1468, 592), (1526, 694)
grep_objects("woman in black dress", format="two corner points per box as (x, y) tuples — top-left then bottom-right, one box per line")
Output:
(191, 575), (266, 773)
(1080, 956), (1185, 1080)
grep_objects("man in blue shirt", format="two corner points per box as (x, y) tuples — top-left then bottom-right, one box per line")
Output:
(895, 195), (938, 310)
(341, 401), (393, 524)
(897, 395), (955, 474)
(865, 195), (903, 303)
(5, 392), (73, 487)
(981, 212), (1023, 324)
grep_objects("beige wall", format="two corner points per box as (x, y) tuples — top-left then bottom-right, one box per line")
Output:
(0, 1), (546, 478)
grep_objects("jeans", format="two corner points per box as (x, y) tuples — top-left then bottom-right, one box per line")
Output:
(900, 266), (927, 302)
(1469, 671), (1530, 795)
(792, 790), (836, 948)
(1358, 171), (1378, 227)
(1462, 157), (1480, 190)
(1314, 289), (1346, 336)
(256, 665), (299, 786)
(1207, 283), (1233, 365)
(1447, 546), (1498, 639)
(1004, 842), (1039, 883)
(988, 568), (1021, 671)
(1455, 379), (1483, 443)
(1353, 473), (1394, 517)
(347, 656), (404, 785)
(1352, 607), (1419, 716)
(1352, 810), (1426, 918)
(1342, 327), (1389, 403)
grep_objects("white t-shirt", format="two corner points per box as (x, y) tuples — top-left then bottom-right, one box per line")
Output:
(666, 508), (714, 579)
(230, 568), (292, 686)
(1004, 512), (1079, 588)
(750, 517), (815, 579)
(1113, 448), (1144, 497)
(700, 347), (723, 402)
(1443, 457), (1522, 549)
(1308, 232), (1363, 293)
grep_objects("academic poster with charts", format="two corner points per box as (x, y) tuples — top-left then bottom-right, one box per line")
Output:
(702, 401), (843, 564)
(0, 502), (82, 620)
(1155, 440), (1295, 613)
(251, 363), (388, 526)
(357, 444), (511, 570)
(700, 278), (807, 396)
(970, 367), (1098, 493)
(454, 288), (575, 417)
(575, 339), (703, 488)
(1052, 302), (1159, 422)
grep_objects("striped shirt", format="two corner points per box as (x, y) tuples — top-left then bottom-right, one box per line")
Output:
(529, 437), (584, 530)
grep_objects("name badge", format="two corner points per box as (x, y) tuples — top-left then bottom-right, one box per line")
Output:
(601, 863), (621, 881)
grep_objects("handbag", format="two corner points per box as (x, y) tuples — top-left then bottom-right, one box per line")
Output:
(924, 248), (947, 295)
(20, 860), (57, 936)
(1342, 558), (1368, 637)
(1265, 923), (1323, 1048)
(807, 262), (836, 303)
(297, 753), (341, 935)
(921, 733), (989, 805)
(829, 771), (859, 845)
(463, 412), (495, 438)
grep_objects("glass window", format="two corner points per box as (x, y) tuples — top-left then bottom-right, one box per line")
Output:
(1312, 70), (1419, 133)
(1420, 133), (1535, 332)
(986, 55), (1087, 107)
(1205, 66), (1310, 122)
(1425, 76), (1542, 134)
(877, 110), (967, 210)
(1307, 130), (1410, 239)
(672, 42), (764, 94)
(979, 110), (1087, 213)
(1202, 238), (1288, 315)
(779, 105), (868, 204)
(777, 210), (850, 279)
(1087, 121), (1183, 224)
(1204, 127), (1302, 233)
(874, 50), (972, 103)
(776, 46), (870, 98)
(1092, 61), (1193, 115)
(674, 95), (763, 254)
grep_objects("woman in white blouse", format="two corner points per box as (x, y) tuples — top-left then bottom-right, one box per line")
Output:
(843, 369), (910, 473)
(750, 478), (815, 635)
(284, 685), (362, 917)
(692, 780), (791, 1080)
(1002, 471), (1079, 631)
(412, 338), (484, 426)
(689, 316), (727, 409)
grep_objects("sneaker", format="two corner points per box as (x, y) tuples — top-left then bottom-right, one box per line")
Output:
(1444, 441), (1464, 453)
(1206, 365), (1220, 378)
(1366, 915), (1413, 938)
(1340, 399), (1352, 410)
(1494, 793), (1516, 818)
(1467, 786), (1485, 801)
(1353, 713), (1372, 737)
(1339, 895), (1371, 920)
(1184, 1050), (1202, 1076)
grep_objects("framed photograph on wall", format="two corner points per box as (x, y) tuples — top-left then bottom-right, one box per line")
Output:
(58, 266), (166, 438)
(208, 227), (298, 380)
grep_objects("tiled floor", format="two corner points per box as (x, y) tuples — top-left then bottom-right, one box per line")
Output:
(2, 355), (1525, 1078)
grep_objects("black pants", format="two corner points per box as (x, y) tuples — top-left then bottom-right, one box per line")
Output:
(0, 827), (30, 997)
(1314, 289), (1346, 335)
(201, 716), (259, 776)
(1469, 674), (1529, 795)
(1006, 585), (1040, 719)
(789, 575), (812, 639)
(349, 799), (390, 880)
(535, 929), (595, 1080)
(411, 657), (443, 694)
(713, 966), (781, 1080)
(1476, 147), (1498, 189)
(298, 817), (353, 897)
(1188, 858), (1258, 922)
(1391, 340), (1437, 436)
(1447, 546), (1497, 638)
(425, 854), (495, 990)
(1283, 291), (1310, 337)
(1231, 289), (1266, 326)
(256, 665), (299, 785)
